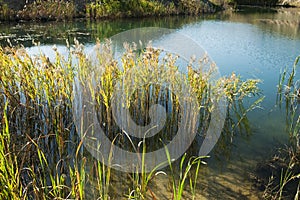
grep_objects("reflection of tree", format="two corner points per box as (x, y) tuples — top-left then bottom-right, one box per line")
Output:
(224, 7), (300, 40)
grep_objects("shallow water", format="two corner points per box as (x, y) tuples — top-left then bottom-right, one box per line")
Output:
(1, 7), (300, 199)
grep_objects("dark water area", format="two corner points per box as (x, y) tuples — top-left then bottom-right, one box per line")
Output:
(1, 7), (300, 198)
(0, 16), (198, 46)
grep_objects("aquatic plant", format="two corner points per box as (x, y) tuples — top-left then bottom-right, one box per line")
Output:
(126, 138), (168, 199)
(0, 39), (260, 199)
(165, 145), (206, 200)
(277, 55), (300, 149)
(256, 55), (300, 200)
(0, 102), (23, 199)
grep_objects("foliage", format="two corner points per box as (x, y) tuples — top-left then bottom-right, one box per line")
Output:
(0, 0), (219, 21)
(178, 0), (216, 15)
(0, 2), (15, 21)
(220, 0), (280, 7)
(86, 0), (178, 19)
(17, 0), (76, 21)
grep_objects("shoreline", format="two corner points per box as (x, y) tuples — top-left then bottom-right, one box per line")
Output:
(1, 0), (299, 23)
(0, 0), (218, 22)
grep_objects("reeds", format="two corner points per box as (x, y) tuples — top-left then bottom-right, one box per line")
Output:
(165, 147), (206, 200)
(0, 102), (23, 199)
(260, 55), (300, 199)
(0, 39), (260, 199)
(277, 55), (300, 149)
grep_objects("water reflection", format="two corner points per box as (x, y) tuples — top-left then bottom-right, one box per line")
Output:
(225, 7), (300, 39)
(0, 16), (208, 46)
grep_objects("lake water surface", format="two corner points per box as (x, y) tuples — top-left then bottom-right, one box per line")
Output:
(1, 7), (300, 199)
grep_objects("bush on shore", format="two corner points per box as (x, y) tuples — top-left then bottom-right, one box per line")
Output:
(0, 1), (15, 21)
(17, 0), (76, 21)
(0, 0), (76, 21)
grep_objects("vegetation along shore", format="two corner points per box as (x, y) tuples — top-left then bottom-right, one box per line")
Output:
(0, 0), (300, 21)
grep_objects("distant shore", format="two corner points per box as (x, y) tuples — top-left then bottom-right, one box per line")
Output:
(0, 0), (299, 22)
(0, 0), (218, 22)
